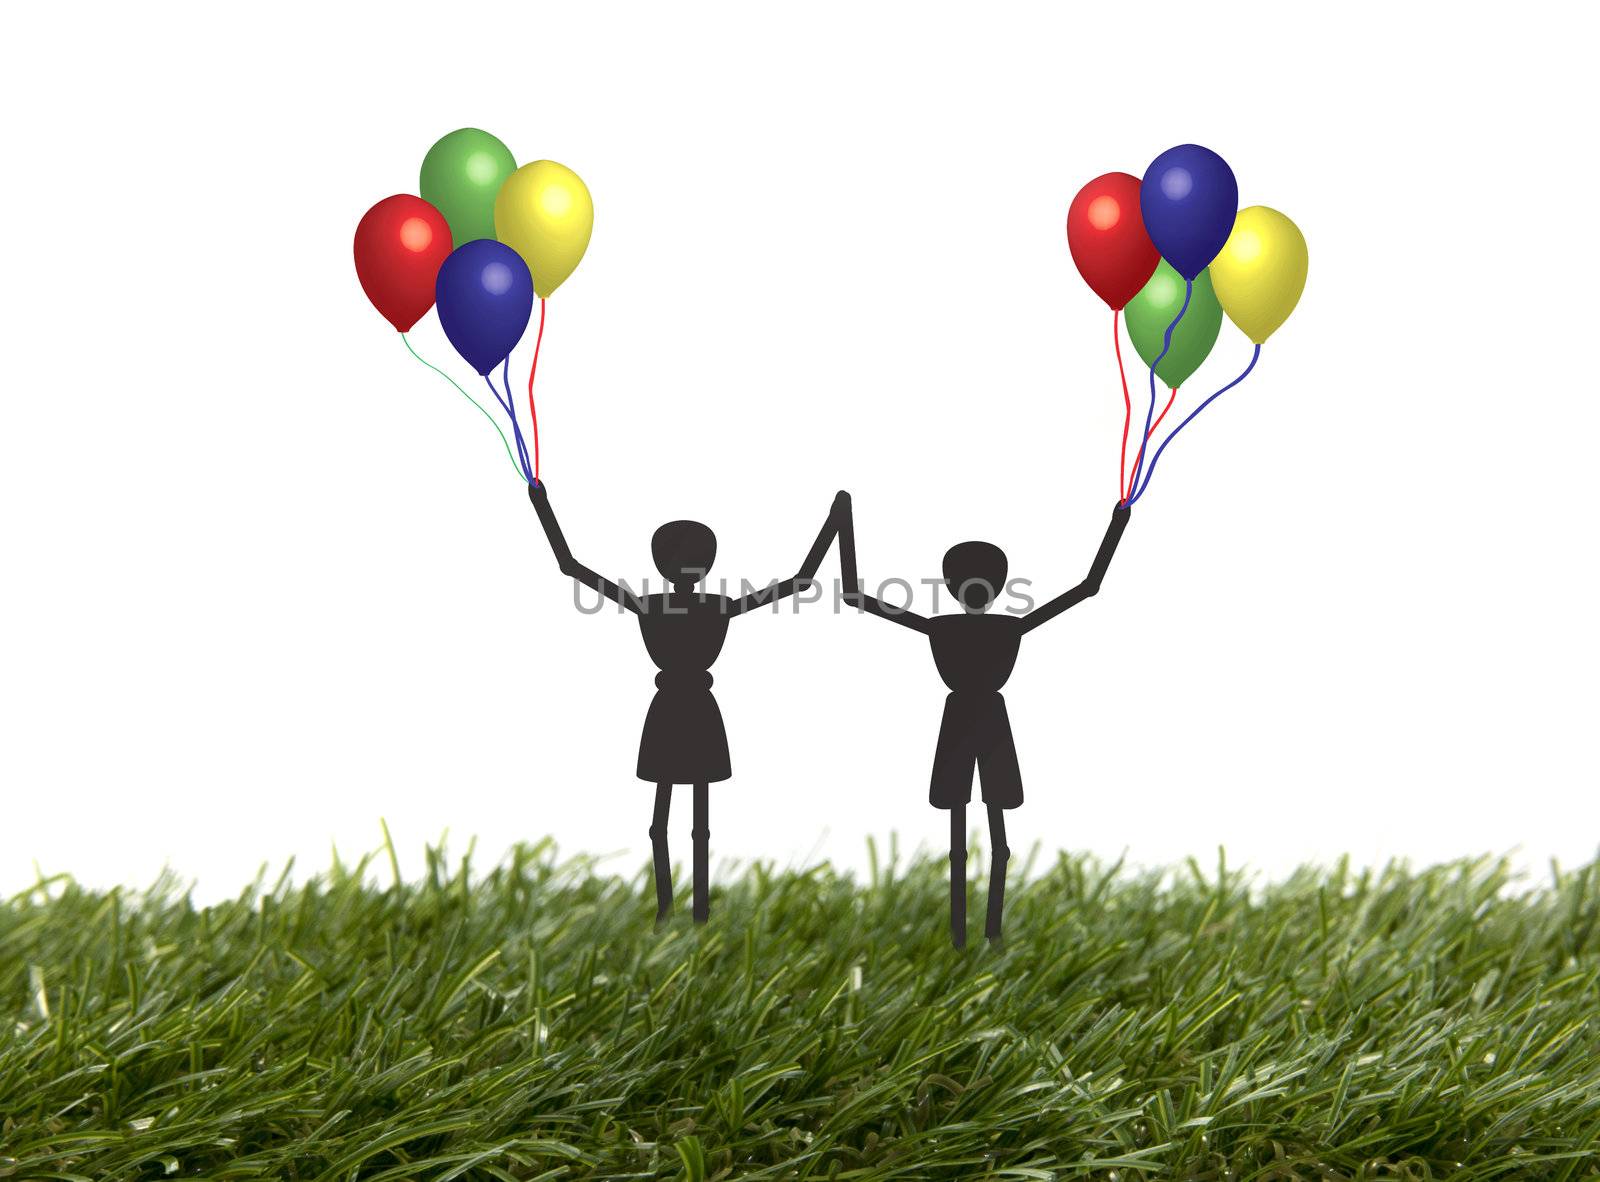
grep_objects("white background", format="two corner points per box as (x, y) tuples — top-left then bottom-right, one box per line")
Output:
(3, 3), (1596, 900)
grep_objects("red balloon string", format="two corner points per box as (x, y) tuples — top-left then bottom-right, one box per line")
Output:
(526, 298), (547, 481)
(1151, 387), (1177, 435)
(1129, 388), (1177, 478)
(1114, 309), (1132, 502)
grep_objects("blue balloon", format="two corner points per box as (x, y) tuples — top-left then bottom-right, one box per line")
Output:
(435, 240), (533, 375)
(1139, 145), (1238, 281)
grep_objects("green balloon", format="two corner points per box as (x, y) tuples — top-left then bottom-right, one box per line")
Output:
(1124, 259), (1223, 389)
(420, 129), (516, 249)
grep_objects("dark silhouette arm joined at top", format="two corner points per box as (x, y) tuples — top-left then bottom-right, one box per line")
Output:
(528, 481), (645, 614)
(726, 490), (850, 617)
(1019, 503), (1131, 634)
(835, 491), (932, 634)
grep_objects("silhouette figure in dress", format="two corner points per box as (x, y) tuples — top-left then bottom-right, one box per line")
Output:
(529, 481), (844, 923)
(836, 494), (1131, 946)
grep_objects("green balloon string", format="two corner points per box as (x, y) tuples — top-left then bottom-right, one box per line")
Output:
(400, 333), (525, 480)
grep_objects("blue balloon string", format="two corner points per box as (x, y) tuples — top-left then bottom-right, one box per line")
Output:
(514, 421), (532, 481)
(1128, 343), (1261, 507)
(502, 358), (534, 481)
(483, 376), (511, 417)
(1126, 278), (1193, 501)
(485, 369), (532, 483)
(481, 375), (518, 470)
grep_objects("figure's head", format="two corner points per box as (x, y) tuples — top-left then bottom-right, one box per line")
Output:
(652, 519), (717, 588)
(942, 540), (1008, 613)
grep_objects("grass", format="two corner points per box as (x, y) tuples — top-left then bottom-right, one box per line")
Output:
(2, 839), (1599, 1181)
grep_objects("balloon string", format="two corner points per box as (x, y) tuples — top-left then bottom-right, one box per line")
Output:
(479, 369), (528, 477)
(508, 363), (534, 482)
(1128, 388), (1177, 478)
(1152, 388), (1177, 435)
(1129, 344), (1261, 507)
(502, 358), (533, 481)
(1128, 278), (1192, 496)
(1115, 309), (1132, 503)
(527, 298), (546, 482)
(486, 367), (533, 483)
(400, 333), (524, 480)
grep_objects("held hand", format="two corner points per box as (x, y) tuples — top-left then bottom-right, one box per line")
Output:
(796, 492), (848, 582)
(527, 478), (548, 505)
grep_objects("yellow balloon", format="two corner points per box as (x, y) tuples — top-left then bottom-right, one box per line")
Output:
(494, 160), (593, 298)
(1208, 205), (1307, 345)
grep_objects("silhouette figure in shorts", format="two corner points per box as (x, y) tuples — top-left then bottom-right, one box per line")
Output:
(837, 494), (1131, 946)
(529, 481), (845, 924)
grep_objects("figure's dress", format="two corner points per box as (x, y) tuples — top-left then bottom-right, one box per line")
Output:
(635, 592), (733, 784)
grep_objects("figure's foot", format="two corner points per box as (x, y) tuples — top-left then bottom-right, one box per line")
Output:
(648, 818), (672, 926)
(652, 882), (673, 926)
(951, 924), (966, 950)
(984, 846), (1009, 947)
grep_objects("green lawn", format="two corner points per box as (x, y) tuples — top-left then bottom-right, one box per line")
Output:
(2, 838), (1598, 1180)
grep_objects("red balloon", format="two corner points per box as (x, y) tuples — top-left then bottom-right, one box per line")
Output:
(1066, 172), (1160, 311)
(353, 195), (453, 332)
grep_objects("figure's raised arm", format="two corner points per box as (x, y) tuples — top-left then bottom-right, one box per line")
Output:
(1020, 502), (1131, 634)
(726, 490), (848, 617)
(528, 481), (644, 614)
(838, 492), (931, 634)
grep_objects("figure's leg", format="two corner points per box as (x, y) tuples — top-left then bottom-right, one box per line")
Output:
(650, 783), (673, 922)
(985, 803), (1011, 943)
(692, 782), (710, 924)
(949, 801), (967, 949)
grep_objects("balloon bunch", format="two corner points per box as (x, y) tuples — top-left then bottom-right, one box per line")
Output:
(353, 128), (594, 483)
(1066, 144), (1308, 507)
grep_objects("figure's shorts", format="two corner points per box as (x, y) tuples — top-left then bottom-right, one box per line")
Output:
(929, 691), (1022, 809)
